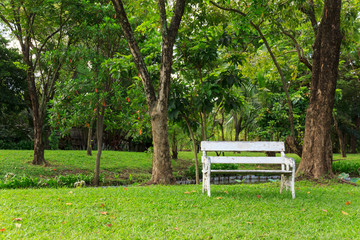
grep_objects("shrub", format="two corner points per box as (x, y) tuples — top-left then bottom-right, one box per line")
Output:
(0, 140), (33, 150)
(0, 173), (104, 189)
(333, 161), (360, 176)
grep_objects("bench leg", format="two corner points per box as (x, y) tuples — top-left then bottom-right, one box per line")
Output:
(202, 160), (205, 194)
(202, 158), (211, 196)
(207, 168), (211, 197)
(291, 172), (295, 199)
(280, 175), (291, 194)
(202, 158), (211, 197)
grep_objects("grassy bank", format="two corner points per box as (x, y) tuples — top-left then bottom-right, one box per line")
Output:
(0, 181), (359, 239)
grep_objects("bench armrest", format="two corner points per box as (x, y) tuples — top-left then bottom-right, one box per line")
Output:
(284, 156), (296, 168)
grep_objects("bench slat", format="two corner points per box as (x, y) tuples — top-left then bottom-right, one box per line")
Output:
(201, 141), (285, 152)
(208, 156), (289, 165)
(210, 170), (292, 174)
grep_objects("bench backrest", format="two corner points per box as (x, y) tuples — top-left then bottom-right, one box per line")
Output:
(201, 141), (285, 152)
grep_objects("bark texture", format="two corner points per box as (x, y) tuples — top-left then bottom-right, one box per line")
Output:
(297, 0), (343, 178)
(111, 0), (186, 184)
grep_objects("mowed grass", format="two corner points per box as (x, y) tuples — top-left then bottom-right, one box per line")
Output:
(0, 150), (194, 184)
(0, 150), (359, 185)
(0, 181), (359, 239)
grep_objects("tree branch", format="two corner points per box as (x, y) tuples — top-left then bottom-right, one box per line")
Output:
(167, 0), (186, 42)
(157, 0), (168, 37)
(33, 18), (69, 69)
(282, 30), (312, 71)
(210, 1), (246, 17)
(111, 0), (156, 107)
(299, 0), (318, 35)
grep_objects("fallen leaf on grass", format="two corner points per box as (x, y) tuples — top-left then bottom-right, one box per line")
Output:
(124, 188), (128, 191)
(216, 197), (222, 200)
(100, 204), (105, 208)
(301, 209), (306, 211)
(257, 195), (261, 199)
(246, 222), (253, 225)
(107, 224), (112, 227)
(307, 192), (311, 194)
(184, 192), (190, 194)
(100, 212), (108, 215)
(345, 201), (351, 205)
(174, 227), (179, 230)
(0, 228), (5, 232)
(13, 218), (22, 221)
(65, 203), (72, 206)
(342, 211), (349, 215)
(322, 209), (328, 213)
(191, 190), (196, 193)
(224, 191), (228, 194)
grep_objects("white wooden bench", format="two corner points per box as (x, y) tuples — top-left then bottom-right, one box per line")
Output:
(201, 141), (295, 198)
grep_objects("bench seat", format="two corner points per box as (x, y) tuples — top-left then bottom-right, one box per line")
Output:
(201, 141), (295, 198)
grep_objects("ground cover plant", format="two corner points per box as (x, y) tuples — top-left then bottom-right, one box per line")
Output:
(0, 181), (359, 239)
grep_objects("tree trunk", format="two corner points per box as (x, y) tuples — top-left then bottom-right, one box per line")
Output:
(149, 109), (175, 184)
(233, 113), (244, 141)
(27, 69), (47, 165)
(184, 117), (199, 184)
(171, 131), (178, 160)
(33, 115), (45, 165)
(112, 0), (186, 185)
(87, 118), (94, 156)
(297, 0), (342, 179)
(93, 107), (105, 186)
(333, 114), (346, 157)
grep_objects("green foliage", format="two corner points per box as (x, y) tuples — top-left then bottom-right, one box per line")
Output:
(0, 140), (33, 150)
(0, 173), (98, 189)
(0, 35), (31, 148)
(333, 161), (360, 176)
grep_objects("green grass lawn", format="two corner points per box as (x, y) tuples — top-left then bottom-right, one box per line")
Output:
(0, 150), (359, 186)
(0, 150), (195, 185)
(0, 181), (359, 239)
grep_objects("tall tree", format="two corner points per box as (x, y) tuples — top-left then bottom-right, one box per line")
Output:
(111, 0), (186, 184)
(0, 0), (78, 164)
(297, 0), (343, 178)
(210, 0), (303, 156)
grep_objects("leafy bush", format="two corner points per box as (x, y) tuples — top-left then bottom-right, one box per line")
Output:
(0, 140), (33, 150)
(0, 173), (104, 189)
(333, 161), (360, 176)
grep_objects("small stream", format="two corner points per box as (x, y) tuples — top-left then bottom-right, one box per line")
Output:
(176, 175), (281, 185)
